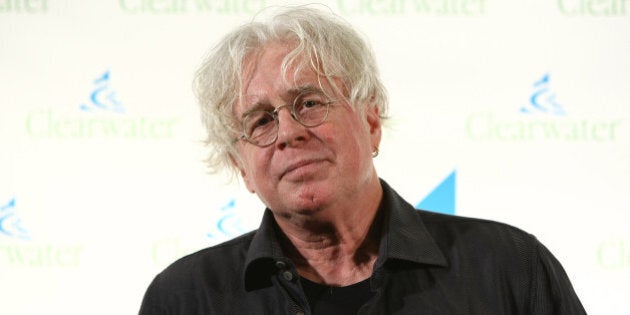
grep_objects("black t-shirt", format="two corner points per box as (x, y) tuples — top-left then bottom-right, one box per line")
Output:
(301, 277), (374, 314)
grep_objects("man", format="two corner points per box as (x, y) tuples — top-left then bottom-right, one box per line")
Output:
(140, 6), (585, 314)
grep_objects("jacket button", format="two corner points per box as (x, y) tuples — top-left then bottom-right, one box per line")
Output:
(282, 270), (294, 281)
(275, 260), (286, 269)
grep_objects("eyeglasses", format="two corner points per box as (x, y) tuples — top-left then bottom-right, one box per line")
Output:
(239, 92), (335, 147)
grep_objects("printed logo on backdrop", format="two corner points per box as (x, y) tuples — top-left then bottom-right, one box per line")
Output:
(0, 198), (30, 240)
(519, 74), (566, 116)
(0, 197), (85, 268)
(206, 199), (247, 240)
(25, 70), (178, 140)
(466, 72), (623, 142)
(416, 170), (456, 215)
(0, 0), (48, 13)
(119, 0), (267, 14)
(118, 0), (485, 16)
(152, 198), (249, 265)
(558, 0), (629, 16)
(337, 0), (486, 16)
(79, 70), (125, 114)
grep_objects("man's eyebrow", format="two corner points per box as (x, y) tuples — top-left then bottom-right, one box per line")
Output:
(287, 85), (325, 95)
(241, 101), (271, 118)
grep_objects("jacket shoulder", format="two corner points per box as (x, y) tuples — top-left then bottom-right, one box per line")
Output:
(418, 210), (533, 242)
(417, 210), (538, 263)
(154, 230), (256, 287)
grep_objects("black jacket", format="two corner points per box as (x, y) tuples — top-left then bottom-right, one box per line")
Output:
(140, 180), (585, 314)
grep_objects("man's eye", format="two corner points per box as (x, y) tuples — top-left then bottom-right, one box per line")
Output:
(245, 112), (275, 136)
(254, 115), (273, 126)
(302, 99), (322, 108)
(296, 98), (325, 113)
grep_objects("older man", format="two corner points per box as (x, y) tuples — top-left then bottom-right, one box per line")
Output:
(140, 7), (585, 314)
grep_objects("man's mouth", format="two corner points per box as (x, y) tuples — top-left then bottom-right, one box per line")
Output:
(280, 159), (325, 180)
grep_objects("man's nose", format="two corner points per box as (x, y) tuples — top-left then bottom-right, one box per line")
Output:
(275, 107), (308, 149)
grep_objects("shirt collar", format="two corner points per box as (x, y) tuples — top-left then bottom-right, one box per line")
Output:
(243, 179), (447, 291)
(243, 209), (285, 291)
(373, 179), (447, 270)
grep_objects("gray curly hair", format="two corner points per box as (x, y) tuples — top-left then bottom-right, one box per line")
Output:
(193, 6), (388, 178)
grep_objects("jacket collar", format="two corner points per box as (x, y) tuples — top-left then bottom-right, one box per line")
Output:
(243, 179), (447, 291)
(373, 180), (447, 270)
(243, 209), (285, 291)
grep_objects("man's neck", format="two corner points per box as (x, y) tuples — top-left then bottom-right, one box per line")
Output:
(274, 180), (383, 286)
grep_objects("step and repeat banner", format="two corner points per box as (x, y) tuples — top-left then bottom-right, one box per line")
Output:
(1, 1), (629, 314)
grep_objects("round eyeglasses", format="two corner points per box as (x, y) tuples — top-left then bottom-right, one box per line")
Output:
(239, 93), (335, 147)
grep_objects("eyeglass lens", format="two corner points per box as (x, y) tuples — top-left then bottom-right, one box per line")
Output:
(242, 93), (331, 146)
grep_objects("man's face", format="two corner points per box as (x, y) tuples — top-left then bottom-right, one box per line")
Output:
(233, 42), (381, 218)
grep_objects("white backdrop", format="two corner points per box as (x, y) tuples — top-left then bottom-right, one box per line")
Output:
(1, 1), (629, 314)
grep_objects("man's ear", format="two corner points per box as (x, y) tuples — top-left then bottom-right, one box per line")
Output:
(229, 153), (255, 193)
(365, 103), (382, 150)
